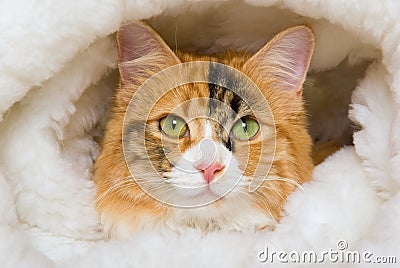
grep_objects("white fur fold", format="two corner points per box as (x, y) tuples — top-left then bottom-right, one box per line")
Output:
(0, 0), (399, 266)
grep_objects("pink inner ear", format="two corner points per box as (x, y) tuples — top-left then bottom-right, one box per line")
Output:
(246, 26), (314, 93)
(275, 28), (314, 92)
(117, 21), (180, 83)
(118, 22), (161, 63)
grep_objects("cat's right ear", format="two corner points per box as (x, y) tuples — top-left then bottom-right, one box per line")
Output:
(243, 26), (314, 97)
(117, 21), (181, 83)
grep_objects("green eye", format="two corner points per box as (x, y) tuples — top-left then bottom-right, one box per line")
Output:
(159, 115), (188, 138)
(231, 117), (259, 140)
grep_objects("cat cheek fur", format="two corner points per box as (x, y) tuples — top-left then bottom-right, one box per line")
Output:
(93, 21), (315, 237)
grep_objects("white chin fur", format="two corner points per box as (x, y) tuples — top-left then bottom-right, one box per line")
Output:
(160, 139), (275, 230)
(171, 198), (276, 232)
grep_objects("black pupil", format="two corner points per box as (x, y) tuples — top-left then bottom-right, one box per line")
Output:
(172, 118), (177, 129)
(242, 120), (247, 132)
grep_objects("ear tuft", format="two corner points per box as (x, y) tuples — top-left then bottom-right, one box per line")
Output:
(244, 26), (315, 95)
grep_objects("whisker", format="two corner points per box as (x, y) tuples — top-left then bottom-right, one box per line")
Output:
(93, 179), (130, 206)
(253, 176), (304, 191)
(174, 13), (184, 54)
(235, 176), (304, 194)
(93, 175), (131, 187)
(94, 174), (173, 206)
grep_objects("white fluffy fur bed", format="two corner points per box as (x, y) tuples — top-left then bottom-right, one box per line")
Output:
(1, 0), (399, 267)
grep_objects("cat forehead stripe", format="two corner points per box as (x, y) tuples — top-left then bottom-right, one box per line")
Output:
(205, 121), (213, 138)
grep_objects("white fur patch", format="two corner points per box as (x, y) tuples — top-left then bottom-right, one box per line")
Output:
(204, 121), (213, 138)
(167, 137), (275, 230)
(167, 138), (242, 198)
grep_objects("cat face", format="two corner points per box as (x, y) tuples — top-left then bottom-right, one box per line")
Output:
(122, 63), (277, 208)
(94, 21), (314, 237)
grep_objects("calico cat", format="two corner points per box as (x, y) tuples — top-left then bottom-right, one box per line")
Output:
(93, 21), (314, 238)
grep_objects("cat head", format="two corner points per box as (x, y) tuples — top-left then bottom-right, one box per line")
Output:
(94, 21), (314, 236)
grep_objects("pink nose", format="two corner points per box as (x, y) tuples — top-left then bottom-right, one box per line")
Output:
(196, 162), (224, 184)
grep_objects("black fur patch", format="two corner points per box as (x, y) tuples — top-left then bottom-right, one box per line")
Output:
(208, 63), (248, 151)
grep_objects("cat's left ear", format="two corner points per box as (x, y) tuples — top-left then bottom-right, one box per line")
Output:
(117, 21), (181, 83)
(243, 26), (314, 96)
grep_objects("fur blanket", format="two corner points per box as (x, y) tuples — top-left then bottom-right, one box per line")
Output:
(0, 0), (399, 266)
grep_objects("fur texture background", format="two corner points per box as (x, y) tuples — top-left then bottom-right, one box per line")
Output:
(0, 0), (399, 267)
